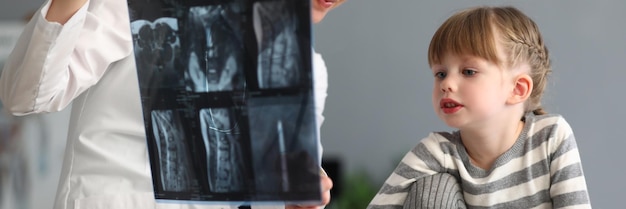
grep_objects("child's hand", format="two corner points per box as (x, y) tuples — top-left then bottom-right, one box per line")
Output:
(286, 172), (333, 209)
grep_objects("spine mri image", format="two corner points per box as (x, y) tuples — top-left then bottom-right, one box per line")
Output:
(127, 0), (320, 204)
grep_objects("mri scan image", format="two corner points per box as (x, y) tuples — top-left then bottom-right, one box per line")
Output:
(184, 5), (245, 93)
(199, 108), (248, 193)
(253, 1), (303, 89)
(247, 96), (319, 199)
(131, 18), (181, 89)
(128, 0), (317, 203)
(151, 110), (195, 192)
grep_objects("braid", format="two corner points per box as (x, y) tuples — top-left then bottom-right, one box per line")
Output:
(494, 7), (552, 115)
(509, 37), (550, 72)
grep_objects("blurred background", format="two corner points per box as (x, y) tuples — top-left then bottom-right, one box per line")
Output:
(0, 2), (71, 209)
(1, 0), (625, 208)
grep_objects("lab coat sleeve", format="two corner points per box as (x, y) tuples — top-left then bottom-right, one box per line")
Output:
(0, 0), (132, 116)
(312, 51), (328, 162)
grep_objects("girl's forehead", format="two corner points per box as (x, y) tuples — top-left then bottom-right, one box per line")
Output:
(429, 30), (512, 68)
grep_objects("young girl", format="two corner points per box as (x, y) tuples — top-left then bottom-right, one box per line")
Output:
(367, 6), (591, 209)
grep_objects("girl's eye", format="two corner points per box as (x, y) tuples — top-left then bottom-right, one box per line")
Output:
(462, 69), (477, 76)
(434, 72), (446, 79)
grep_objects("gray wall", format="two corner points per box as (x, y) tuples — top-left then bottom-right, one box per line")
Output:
(1, 0), (624, 208)
(314, 0), (625, 208)
(0, 0), (42, 21)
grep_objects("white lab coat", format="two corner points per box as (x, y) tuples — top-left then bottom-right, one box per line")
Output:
(0, 0), (328, 208)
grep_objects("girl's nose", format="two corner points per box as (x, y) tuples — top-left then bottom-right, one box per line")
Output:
(440, 80), (454, 93)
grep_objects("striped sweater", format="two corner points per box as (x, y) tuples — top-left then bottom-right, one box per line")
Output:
(367, 113), (591, 209)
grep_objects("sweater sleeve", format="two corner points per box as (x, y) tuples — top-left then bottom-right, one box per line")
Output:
(548, 117), (592, 208)
(0, 0), (132, 115)
(367, 133), (452, 209)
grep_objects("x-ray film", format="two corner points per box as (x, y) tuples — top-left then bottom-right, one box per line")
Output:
(127, 0), (320, 205)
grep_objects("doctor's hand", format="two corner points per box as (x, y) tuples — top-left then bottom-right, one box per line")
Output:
(286, 172), (333, 209)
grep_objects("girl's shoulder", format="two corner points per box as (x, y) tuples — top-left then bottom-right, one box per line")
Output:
(526, 113), (572, 133)
(524, 112), (575, 146)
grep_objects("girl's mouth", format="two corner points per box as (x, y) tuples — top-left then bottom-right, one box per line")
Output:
(440, 98), (463, 114)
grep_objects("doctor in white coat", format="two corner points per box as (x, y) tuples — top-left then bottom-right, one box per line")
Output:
(0, 0), (345, 208)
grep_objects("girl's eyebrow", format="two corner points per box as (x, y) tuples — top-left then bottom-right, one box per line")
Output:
(430, 64), (446, 70)
(460, 56), (485, 67)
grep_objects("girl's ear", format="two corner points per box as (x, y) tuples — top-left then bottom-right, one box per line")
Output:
(507, 74), (533, 105)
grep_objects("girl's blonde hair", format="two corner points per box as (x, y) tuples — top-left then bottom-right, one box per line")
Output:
(428, 6), (551, 115)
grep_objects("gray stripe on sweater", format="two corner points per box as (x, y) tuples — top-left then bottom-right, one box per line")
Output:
(460, 160), (550, 195)
(551, 163), (584, 184)
(552, 190), (590, 208)
(550, 134), (577, 161)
